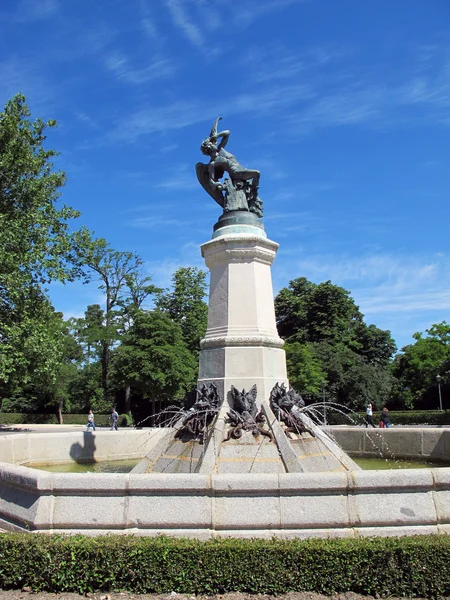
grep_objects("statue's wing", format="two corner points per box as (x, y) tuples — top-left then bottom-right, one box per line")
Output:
(230, 385), (245, 414)
(196, 162), (224, 208)
(241, 384), (257, 417)
(269, 383), (282, 408)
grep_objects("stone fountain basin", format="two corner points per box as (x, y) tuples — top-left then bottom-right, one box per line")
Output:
(325, 426), (450, 463)
(0, 428), (449, 538)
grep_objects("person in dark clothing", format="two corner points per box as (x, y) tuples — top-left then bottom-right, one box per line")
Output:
(110, 408), (119, 431)
(380, 407), (390, 428)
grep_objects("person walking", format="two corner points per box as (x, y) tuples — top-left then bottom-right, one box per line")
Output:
(380, 407), (391, 428)
(365, 403), (375, 428)
(86, 410), (96, 432)
(110, 408), (119, 431)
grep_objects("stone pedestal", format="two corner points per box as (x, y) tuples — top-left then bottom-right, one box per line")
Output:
(198, 216), (288, 406)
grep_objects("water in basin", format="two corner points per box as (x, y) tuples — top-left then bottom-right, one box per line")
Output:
(28, 459), (139, 473)
(354, 457), (450, 470)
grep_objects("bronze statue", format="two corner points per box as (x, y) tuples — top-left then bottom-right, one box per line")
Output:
(269, 382), (315, 438)
(224, 384), (272, 441)
(161, 383), (220, 444)
(196, 117), (263, 217)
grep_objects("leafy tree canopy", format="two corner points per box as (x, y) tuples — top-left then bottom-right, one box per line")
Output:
(393, 321), (450, 410)
(112, 310), (197, 402)
(0, 94), (87, 391)
(275, 277), (396, 410)
(156, 267), (208, 358)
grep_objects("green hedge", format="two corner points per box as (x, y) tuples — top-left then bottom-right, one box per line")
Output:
(0, 534), (449, 596)
(1, 409), (448, 427)
(327, 409), (450, 426)
(0, 413), (129, 426)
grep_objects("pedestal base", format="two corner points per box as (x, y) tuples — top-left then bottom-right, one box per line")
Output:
(198, 228), (288, 408)
(198, 345), (288, 405)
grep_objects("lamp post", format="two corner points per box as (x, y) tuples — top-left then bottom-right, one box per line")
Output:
(321, 381), (327, 425)
(436, 374), (443, 412)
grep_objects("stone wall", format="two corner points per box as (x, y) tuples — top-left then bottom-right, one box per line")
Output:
(325, 427), (450, 462)
(0, 430), (449, 538)
(0, 429), (167, 466)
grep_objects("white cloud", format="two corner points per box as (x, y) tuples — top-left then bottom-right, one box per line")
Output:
(0, 57), (55, 110)
(145, 243), (207, 290)
(163, 0), (205, 49)
(104, 52), (174, 85)
(15, 0), (59, 22)
(270, 249), (450, 349)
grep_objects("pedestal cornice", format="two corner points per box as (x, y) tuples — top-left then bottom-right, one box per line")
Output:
(201, 235), (279, 268)
(200, 334), (285, 349)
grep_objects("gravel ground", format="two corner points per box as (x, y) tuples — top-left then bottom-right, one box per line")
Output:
(0, 592), (447, 600)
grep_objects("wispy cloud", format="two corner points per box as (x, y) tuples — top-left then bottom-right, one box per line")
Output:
(107, 82), (313, 143)
(240, 44), (349, 84)
(139, 0), (165, 44)
(0, 57), (55, 110)
(145, 242), (207, 289)
(163, 0), (205, 49)
(104, 51), (175, 85)
(154, 172), (198, 191)
(280, 251), (450, 312)
(15, 0), (59, 22)
(272, 250), (450, 347)
(128, 216), (186, 229)
(234, 0), (309, 28)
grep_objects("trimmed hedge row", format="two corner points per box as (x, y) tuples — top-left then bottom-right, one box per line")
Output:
(0, 413), (129, 426)
(0, 534), (449, 596)
(1, 410), (448, 427)
(327, 409), (450, 426)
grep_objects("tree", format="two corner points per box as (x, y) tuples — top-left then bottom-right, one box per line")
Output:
(275, 277), (396, 410)
(73, 304), (104, 366)
(0, 94), (85, 402)
(275, 277), (364, 344)
(284, 341), (325, 395)
(1, 309), (83, 419)
(393, 321), (450, 410)
(112, 310), (197, 422)
(156, 267), (208, 358)
(72, 233), (147, 402)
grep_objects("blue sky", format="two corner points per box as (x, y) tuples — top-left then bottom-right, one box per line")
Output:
(1, 0), (449, 351)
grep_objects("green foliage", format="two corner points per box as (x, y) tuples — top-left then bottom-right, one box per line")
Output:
(275, 277), (363, 344)
(156, 266), (208, 358)
(275, 277), (396, 410)
(0, 94), (89, 408)
(284, 341), (325, 394)
(0, 534), (449, 596)
(393, 321), (450, 410)
(326, 410), (450, 426)
(71, 234), (159, 403)
(119, 413), (133, 427)
(66, 363), (105, 413)
(0, 412), (59, 424)
(0, 413), (113, 425)
(113, 310), (197, 402)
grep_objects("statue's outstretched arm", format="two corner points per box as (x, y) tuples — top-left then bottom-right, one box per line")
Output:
(215, 130), (230, 150)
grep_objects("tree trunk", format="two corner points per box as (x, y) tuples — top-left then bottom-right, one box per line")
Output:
(101, 288), (111, 403)
(57, 399), (63, 425)
(151, 398), (156, 427)
(101, 340), (108, 402)
(124, 385), (131, 415)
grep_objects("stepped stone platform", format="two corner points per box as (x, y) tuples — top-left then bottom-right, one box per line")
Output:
(131, 401), (360, 475)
